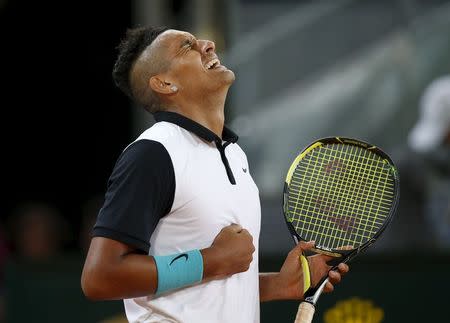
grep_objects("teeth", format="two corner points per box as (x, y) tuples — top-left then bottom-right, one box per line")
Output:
(205, 58), (220, 69)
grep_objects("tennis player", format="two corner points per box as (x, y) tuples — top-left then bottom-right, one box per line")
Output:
(81, 26), (349, 323)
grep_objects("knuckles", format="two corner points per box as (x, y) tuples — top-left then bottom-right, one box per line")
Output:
(328, 271), (341, 284)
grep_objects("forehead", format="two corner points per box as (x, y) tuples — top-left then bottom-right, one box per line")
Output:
(155, 29), (194, 49)
(140, 29), (195, 65)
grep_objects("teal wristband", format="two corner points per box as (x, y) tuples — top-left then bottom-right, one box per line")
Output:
(154, 249), (204, 294)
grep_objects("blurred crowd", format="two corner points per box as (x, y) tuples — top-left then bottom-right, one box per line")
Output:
(0, 196), (104, 322)
(1, 196), (103, 262)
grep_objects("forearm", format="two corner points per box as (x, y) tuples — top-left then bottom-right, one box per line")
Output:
(82, 240), (219, 300)
(82, 224), (255, 301)
(260, 269), (308, 302)
(259, 272), (285, 302)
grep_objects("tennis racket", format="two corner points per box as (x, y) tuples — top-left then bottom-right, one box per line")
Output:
(282, 137), (399, 323)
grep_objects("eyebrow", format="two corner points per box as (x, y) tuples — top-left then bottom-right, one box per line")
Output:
(179, 36), (195, 48)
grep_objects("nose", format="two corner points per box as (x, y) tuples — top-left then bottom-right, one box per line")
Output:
(199, 39), (215, 55)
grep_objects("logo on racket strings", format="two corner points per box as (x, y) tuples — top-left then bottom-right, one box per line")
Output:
(315, 196), (356, 233)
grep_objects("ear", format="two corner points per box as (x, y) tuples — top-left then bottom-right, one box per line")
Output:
(149, 75), (177, 94)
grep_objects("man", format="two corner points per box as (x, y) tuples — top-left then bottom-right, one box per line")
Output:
(81, 26), (349, 323)
(398, 75), (450, 249)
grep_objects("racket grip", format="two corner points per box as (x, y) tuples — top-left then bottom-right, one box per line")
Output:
(294, 302), (315, 323)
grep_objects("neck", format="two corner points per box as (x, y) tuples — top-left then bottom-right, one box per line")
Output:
(166, 87), (229, 138)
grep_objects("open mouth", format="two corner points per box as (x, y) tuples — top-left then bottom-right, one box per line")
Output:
(205, 58), (220, 70)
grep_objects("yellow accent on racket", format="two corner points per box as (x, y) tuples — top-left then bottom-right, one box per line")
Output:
(300, 254), (311, 294)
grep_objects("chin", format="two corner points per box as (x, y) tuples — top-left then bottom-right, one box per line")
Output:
(223, 69), (235, 84)
(204, 69), (236, 92)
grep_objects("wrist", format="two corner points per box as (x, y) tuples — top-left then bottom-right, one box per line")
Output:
(200, 247), (220, 280)
(154, 249), (203, 294)
(259, 272), (286, 302)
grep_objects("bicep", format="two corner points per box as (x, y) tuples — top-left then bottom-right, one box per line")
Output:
(83, 236), (139, 284)
(85, 236), (138, 264)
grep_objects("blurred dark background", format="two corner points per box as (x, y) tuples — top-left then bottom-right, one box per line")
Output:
(1, 0), (449, 322)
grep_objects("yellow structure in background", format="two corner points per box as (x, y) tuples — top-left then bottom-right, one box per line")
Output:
(324, 297), (384, 323)
(99, 314), (128, 323)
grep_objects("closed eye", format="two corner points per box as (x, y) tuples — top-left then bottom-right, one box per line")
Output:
(183, 39), (194, 49)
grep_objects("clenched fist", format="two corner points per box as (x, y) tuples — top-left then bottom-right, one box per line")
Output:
(201, 224), (255, 280)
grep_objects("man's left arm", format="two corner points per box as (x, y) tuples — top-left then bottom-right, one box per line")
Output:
(259, 241), (349, 302)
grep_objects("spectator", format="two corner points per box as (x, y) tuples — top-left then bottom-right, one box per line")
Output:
(9, 203), (68, 261)
(407, 76), (450, 249)
(408, 76), (450, 153)
(394, 76), (450, 250)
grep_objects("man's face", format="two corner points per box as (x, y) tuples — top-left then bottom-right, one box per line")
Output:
(156, 29), (235, 96)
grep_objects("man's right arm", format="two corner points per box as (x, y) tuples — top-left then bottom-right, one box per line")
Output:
(81, 140), (254, 299)
(81, 223), (255, 300)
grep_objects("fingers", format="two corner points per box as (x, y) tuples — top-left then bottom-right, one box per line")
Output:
(320, 246), (353, 264)
(337, 245), (353, 251)
(222, 225), (254, 255)
(337, 263), (349, 275)
(219, 224), (254, 247)
(239, 229), (255, 254)
(225, 223), (243, 233)
(323, 272), (340, 294)
(241, 229), (255, 244)
(290, 240), (315, 256)
(323, 281), (334, 293)
(327, 263), (349, 284)
(328, 270), (341, 285)
(323, 263), (350, 293)
(211, 224), (255, 277)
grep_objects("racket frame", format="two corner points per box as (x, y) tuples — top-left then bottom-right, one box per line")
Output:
(282, 136), (400, 303)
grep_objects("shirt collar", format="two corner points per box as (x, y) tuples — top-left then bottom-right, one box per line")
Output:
(153, 111), (239, 143)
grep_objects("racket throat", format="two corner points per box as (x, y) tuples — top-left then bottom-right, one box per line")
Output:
(304, 278), (329, 306)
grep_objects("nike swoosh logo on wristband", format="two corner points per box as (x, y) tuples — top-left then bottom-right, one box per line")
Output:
(169, 253), (189, 265)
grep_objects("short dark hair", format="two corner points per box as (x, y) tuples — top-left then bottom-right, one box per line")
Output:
(112, 26), (169, 112)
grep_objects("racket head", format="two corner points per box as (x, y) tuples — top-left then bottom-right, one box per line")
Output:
(283, 137), (400, 259)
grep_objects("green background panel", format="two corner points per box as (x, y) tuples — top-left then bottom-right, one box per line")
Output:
(5, 254), (449, 322)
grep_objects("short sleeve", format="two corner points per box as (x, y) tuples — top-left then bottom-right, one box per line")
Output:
(92, 140), (175, 254)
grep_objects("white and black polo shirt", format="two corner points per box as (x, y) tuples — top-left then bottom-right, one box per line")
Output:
(93, 111), (262, 323)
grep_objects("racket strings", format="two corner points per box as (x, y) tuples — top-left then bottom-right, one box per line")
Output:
(291, 145), (392, 247)
(303, 145), (372, 247)
(297, 146), (389, 246)
(317, 144), (369, 247)
(287, 143), (395, 249)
